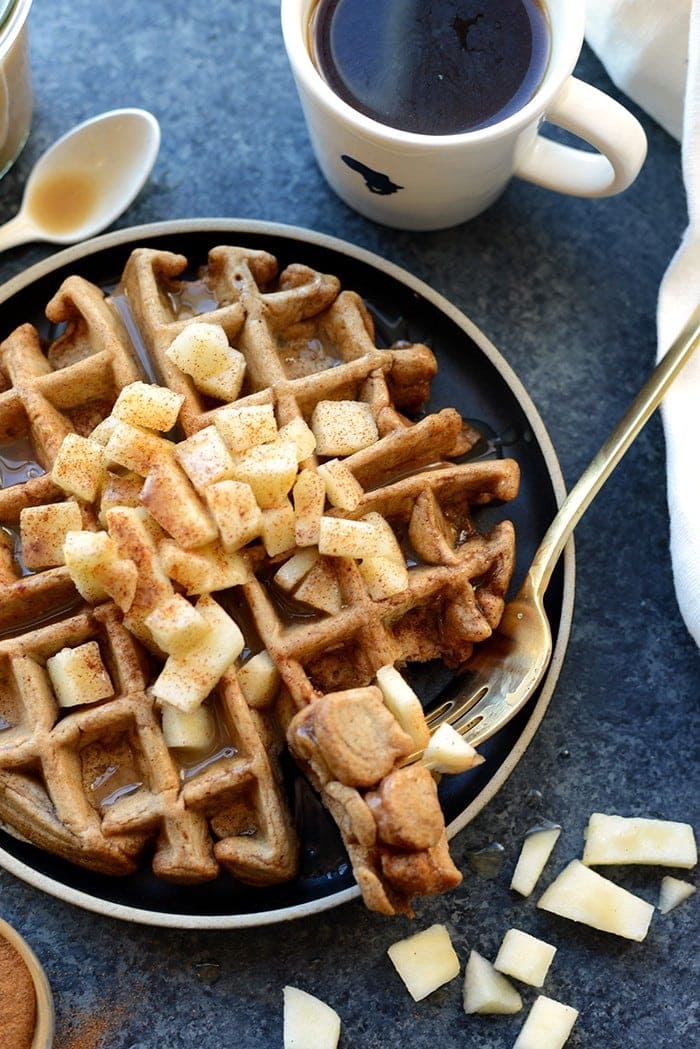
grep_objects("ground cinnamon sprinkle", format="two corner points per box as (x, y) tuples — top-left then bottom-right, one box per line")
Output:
(55, 999), (130, 1049)
(0, 931), (37, 1049)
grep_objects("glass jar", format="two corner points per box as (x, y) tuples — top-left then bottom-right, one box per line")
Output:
(0, 0), (33, 180)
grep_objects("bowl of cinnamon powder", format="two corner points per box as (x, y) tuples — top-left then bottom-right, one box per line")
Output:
(0, 918), (54, 1049)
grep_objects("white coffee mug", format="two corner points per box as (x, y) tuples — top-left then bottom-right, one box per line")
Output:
(281, 0), (648, 230)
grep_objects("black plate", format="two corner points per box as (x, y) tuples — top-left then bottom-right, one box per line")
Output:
(0, 220), (573, 927)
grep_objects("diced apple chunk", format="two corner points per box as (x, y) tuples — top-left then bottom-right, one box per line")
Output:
(375, 665), (429, 750)
(261, 500), (296, 556)
(537, 859), (654, 941)
(358, 555), (408, 599)
(161, 702), (216, 750)
(214, 403), (278, 454)
(140, 461), (218, 549)
(46, 642), (114, 707)
(166, 321), (230, 375)
(89, 414), (119, 446)
(99, 472), (143, 526)
(362, 512), (404, 563)
(166, 322), (246, 401)
(582, 813), (697, 869)
(273, 548), (319, 592)
(513, 995), (579, 1049)
(283, 986), (340, 1049)
(318, 517), (377, 559)
(104, 420), (174, 475)
(105, 506), (174, 640)
(317, 459), (363, 510)
(144, 594), (209, 655)
(511, 824), (562, 898)
(658, 876), (696, 914)
(232, 440), (299, 509)
(387, 924), (460, 1002)
(494, 929), (557, 988)
(294, 559), (342, 615)
(238, 650), (280, 709)
(20, 501), (83, 569)
(62, 530), (112, 603)
(63, 529), (137, 610)
(421, 722), (484, 774)
(311, 400), (378, 457)
(158, 539), (250, 595)
(205, 480), (262, 551)
(192, 350), (246, 402)
(174, 426), (236, 493)
(51, 433), (106, 502)
(278, 416), (317, 462)
(151, 595), (245, 712)
(112, 381), (183, 431)
(293, 469), (325, 546)
(462, 949), (522, 1015)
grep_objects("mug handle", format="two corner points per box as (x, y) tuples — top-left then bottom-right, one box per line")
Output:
(514, 76), (648, 197)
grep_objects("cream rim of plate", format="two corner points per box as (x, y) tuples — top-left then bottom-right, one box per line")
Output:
(0, 218), (575, 929)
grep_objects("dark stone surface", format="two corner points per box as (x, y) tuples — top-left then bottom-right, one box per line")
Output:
(0, 1), (697, 1046)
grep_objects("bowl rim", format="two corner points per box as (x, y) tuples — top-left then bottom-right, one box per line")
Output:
(0, 916), (55, 1049)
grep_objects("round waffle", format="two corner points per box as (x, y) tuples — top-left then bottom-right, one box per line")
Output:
(0, 238), (522, 915)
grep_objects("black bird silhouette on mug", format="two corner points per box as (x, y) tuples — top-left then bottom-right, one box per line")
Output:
(341, 155), (403, 195)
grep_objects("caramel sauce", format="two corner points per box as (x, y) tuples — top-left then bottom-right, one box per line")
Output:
(278, 335), (343, 378)
(0, 437), (44, 487)
(166, 280), (220, 318)
(109, 288), (160, 384)
(25, 170), (99, 236)
(90, 763), (142, 809)
(179, 745), (238, 782)
(1, 524), (27, 577)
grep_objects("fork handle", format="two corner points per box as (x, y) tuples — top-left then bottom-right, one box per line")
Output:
(529, 305), (700, 596)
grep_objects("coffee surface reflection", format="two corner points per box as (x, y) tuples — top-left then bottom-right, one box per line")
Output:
(310, 0), (551, 135)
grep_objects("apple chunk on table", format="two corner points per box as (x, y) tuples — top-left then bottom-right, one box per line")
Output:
(462, 949), (522, 1015)
(387, 924), (460, 1001)
(537, 859), (654, 941)
(283, 986), (340, 1049)
(582, 813), (697, 869)
(513, 995), (578, 1049)
(511, 824), (561, 897)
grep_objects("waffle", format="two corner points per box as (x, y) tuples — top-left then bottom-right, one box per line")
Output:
(0, 277), (143, 631)
(0, 243), (520, 913)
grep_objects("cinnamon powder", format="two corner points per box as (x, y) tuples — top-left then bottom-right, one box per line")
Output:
(55, 999), (129, 1049)
(0, 931), (37, 1049)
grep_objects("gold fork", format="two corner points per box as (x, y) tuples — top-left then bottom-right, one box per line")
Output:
(426, 305), (700, 750)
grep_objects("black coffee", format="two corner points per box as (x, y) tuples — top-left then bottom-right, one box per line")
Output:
(310, 0), (551, 135)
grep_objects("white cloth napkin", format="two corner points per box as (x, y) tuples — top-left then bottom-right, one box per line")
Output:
(586, 0), (700, 647)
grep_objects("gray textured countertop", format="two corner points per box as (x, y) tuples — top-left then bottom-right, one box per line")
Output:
(0, 2), (698, 1047)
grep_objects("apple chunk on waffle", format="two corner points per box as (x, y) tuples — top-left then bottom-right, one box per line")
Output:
(0, 243), (519, 914)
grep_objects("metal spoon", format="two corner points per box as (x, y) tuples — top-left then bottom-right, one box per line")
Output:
(0, 108), (160, 252)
